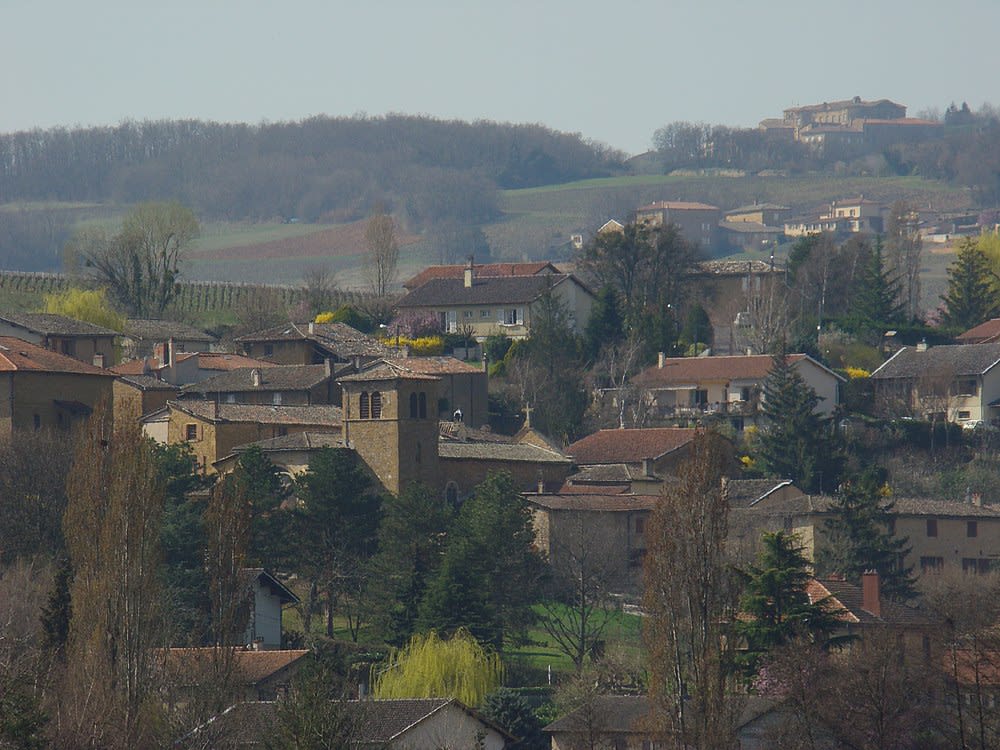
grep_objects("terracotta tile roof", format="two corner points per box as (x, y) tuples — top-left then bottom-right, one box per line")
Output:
(558, 482), (631, 494)
(338, 360), (439, 383)
(956, 318), (1000, 344)
(567, 428), (698, 465)
(384, 356), (483, 375)
(871, 344), (1000, 379)
(197, 352), (278, 371)
(529, 493), (659, 511)
(123, 318), (214, 343)
(117, 374), (180, 392)
(162, 648), (310, 686)
(402, 261), (558, 290)
(231, 432), (345, 453)
(725, 478), (796, 508)
(0, 312), (118, 337)
(0, 337), (115, 375)
(632, 354), (841, 388)
(236, 322), (388, 358)
(397, 274), (579, 308)
(948, 648), (1000, 686)
(565, 463), (638, 484)
(438, 441), (570, 463)
(810, 578), (938, 627)
(637, 200), (720, 212)
(169, 400), (342, 426)
(181, 364), (332, 395)
(439, 422), (512, 443)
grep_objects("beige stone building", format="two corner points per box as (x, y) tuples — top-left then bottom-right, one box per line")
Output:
(0, 336), (115, 434)
(0, 312), (117, 367)
(112, 375), (179, 428)
(165, 400), (342, 473)
(634, 200), (721, 250)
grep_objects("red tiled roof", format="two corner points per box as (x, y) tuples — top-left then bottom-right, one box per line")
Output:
(402, 262), (557, 290)
(632, 354), (811, 387)
(197, 352), (278, 371)
(957, 318), (1000, 344)
(948, 648), (1000, 686)
(567, 427), (698, 465)
(0, 337), (115, 376)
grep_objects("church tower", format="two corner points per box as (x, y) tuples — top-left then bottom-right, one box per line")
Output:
(339, 362), (440, 495)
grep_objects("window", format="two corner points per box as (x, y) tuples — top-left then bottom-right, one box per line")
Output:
(628, 549), (647, 569)
(418, 392), (427, 419)
(60, 339), (75, 357)
(480, 309), (490, 318)
(920, 556), (944, 574)
(371, 391), (382, 419)
(463, 310), (473, 319)
(415, 442), (422, 464)
(955, 379), (977, 396)
(968, 521), (978, 538)
(263, 344), (274, 357)
(740, 386), (751, 402)
(635, 517), (645, 534)
(887, 518), (895, 535)
(958, 410), (972, 420)
(185, 423), (198, 441)
(272, 392), (283, 405)
(962, 558), (991, 575)
(360, 391), (370, 419)
(694, 389), (708, 406)
(926, 519), (938, 537)
(225, 393), (236, 403)
(502, 308), (523, 326)
(445, 482), (459, 505)
(409, 392), (418, 419)
(33, 414), (40, 430)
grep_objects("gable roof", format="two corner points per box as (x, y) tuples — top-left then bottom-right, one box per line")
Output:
(398, 274), (587, 308)
(0, 312), (118, 337)
(726, 478), (797, 508)
(808, 578), (937, 627)
(633, 353), (843, 387)
(181, 364), (334, 395)
(956, 318), (1000, 344)
(402, 261), (558, 290)
(438, 441), (570, 464)
(0, 337), (115, 376)
(168, 400), (342, 427)
(117, 374), (181, 392)
(383, 356), (483, 375)
(123, 318), (214, 343)
(637, 200), (720, 212)
(726, 203), (790, 215)
(567, 427), (698, 465)
(529, 493), (659, 512)
(231, 432), (346, 454)
(871, 344), (1000, 379)
(235, 322), (388, 358)
(161, 648), (310, 687)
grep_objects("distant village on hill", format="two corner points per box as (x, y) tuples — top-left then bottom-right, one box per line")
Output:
(4, 95), (1000, 748)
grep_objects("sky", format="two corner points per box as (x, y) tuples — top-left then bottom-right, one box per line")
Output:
(3, 0), (999, 155)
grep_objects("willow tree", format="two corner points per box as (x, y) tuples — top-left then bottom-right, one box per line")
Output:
(58, 406), (166, 749)
(373, 629), (502, 707)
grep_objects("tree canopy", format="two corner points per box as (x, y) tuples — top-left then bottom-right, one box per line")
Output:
(941, 237), (1000, 331)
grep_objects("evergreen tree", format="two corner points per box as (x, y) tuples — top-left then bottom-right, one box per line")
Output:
(481, 688), (547, 750)
(233, 446), (293, 570)
(419, 472), (543, 649)
(844, 237), (905, 343)
(371, 483), (453, 645)
(583, 284), (625, 362)
(295, 448), (381, 639)
(818, 467), (917, 602)
(941, 237), (1000, 330)
(735, 531), (847, 674)
(756, 351), (841, 493)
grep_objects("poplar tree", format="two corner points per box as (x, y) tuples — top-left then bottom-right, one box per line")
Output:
(941, 237), (1000, 331)
(60, 407), (166, 748)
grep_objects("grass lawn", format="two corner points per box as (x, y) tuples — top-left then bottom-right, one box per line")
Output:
(191, 221), (334, 253)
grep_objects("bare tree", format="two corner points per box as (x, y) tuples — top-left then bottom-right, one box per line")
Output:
(301, 264), (338, 316)
(886, 201), (923, 320)
(70, 201), (199, 317)
(540, 515), (618, 671)
(741, 277), (790, 355)
(364, 205), (399, 298)
(643, 431), (743, 749)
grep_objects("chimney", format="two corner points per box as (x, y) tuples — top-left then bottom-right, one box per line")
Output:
(324, 357), (332, 378)
(658, 352), (665, 368)
(916, 338), (928, 352)
(166, 337), (174, 368)
(642, 457), (653, 477)
(464, 255), (475, 288)
(861, 570), (881, 618)
(92, 353), (105, 368)
(537, 477), (545, 494)
(251, 368), (262, 387)
(308, 321), (315, 335)
(973, 492), (983, 507)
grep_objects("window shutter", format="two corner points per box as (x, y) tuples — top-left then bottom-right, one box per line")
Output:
(516, 308), (524, 325)
(497, 308), (503, 322)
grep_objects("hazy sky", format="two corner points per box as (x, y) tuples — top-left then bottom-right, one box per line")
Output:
(4, 0), (998, 155)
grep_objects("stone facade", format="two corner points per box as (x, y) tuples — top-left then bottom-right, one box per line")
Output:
(0, 370), (114, 435)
